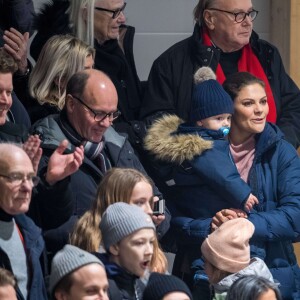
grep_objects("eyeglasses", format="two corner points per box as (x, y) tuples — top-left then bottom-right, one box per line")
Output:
(71, 95), (121, 122)
(0, 173), (40, 187)
(94, 2), (126, 19)
(208, 8), (258, 23)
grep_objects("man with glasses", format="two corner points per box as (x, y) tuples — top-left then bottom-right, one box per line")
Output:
(0, 143), (47, 300)
(30, 69), (168, 256)
(140, 0), (300, 149)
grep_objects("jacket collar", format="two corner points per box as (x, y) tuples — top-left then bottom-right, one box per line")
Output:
(144, 115), (212, 164)
(14, 214), (44, 249)
(192, 24), (262, 70)
(254, 122), (283, 157)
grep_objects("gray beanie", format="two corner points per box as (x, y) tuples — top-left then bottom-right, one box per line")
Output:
(49, 244), (104, 295)
(100, 202), (155, 251)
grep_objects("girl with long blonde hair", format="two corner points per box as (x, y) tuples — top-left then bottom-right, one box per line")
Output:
(70, 167), (168, 273)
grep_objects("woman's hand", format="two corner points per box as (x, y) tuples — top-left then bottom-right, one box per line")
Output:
(211, 208), (247, 231)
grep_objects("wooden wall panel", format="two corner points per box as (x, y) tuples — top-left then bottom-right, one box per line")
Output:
(270, 1), (291, 73)
(290, 0), (300, 85)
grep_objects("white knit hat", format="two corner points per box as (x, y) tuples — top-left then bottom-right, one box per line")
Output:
(201, 218), (255, 273)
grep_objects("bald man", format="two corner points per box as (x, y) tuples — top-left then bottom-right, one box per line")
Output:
(30, 69), (167, 255)
(0, 144), (47, 300)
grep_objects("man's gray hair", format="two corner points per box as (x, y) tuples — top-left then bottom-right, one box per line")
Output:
(193, 0), (218, 26)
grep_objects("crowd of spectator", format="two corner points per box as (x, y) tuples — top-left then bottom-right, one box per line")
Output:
(0, 0), (300, 299)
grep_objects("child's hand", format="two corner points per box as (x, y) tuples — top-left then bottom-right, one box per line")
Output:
(244, 193), (259, 212)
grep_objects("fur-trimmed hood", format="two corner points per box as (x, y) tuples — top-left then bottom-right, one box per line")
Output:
(144, 115), (212, 164)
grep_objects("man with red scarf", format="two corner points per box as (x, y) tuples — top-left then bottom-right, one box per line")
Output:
(140, 0), (300, 148)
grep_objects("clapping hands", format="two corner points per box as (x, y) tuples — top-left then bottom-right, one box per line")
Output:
(45, 140), (84, 185)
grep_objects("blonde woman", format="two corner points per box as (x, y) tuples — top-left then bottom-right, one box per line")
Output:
(28, 34), (95, 123)
(70, 167), (168, 273)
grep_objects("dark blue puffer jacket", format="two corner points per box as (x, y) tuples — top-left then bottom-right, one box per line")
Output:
(144, 115), (252, 220)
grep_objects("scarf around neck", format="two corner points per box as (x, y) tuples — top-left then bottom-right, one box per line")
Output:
(202, 29), (277, 123)
(58, 110), (111, 172)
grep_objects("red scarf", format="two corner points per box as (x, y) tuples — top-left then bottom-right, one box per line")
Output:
(202, 30), (276, 123)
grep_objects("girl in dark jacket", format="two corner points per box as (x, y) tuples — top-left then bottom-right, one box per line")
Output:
(98, 202), (156, 300)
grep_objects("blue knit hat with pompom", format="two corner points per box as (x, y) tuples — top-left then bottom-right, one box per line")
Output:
(189, 67), (233, 122)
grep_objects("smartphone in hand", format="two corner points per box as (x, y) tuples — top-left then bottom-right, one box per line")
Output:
(153, 199), (165, 216)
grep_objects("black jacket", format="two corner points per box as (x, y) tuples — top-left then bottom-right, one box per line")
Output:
(0, 0), (35, 34)
(0, 120), (28, 142)
(140, 24), (300, 148)
(94, 27), (148, 147)
(95, 253), (145, 300)
(30, 0), (71, 61)
(9, 93), (31, 129)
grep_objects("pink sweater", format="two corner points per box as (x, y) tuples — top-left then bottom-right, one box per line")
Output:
(230, 135), (256, 182)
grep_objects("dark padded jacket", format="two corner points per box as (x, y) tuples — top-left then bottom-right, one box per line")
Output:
(0, 119), (28, 143)
(0, 0), (35, 34)
(144, 115), (252, 218)
(0, 214), (47, 300)
(95, 253), (145, 300)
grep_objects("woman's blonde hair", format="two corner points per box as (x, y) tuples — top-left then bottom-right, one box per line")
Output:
(70, 168), (168, 273)
(29, 34), (95, 109)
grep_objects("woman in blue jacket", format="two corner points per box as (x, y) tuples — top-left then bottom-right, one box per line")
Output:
(147, 72), (300, 300)
(146, 72), (300, 299)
